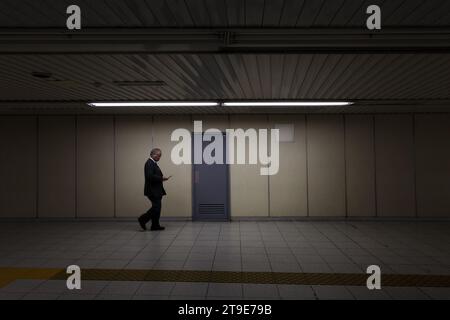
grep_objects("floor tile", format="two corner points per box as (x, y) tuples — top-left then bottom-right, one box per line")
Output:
(100, 281), (141, 295)
(383, 287), (431, 300)
(22, 292), (62, 300)
(278, 285), (316, 300)
(135, 282), (175, 296)
(312, 286), (355, 300)
(346, 286), (392, 300)
(0, 279), (44, 293)
(171, 282), (208, 297)
(243, 284), (279, 298)
(207, 283), (243, 297)
(420, 287), (450, 300)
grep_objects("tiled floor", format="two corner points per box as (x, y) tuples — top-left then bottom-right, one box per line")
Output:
(1, 279), (449, 300)
(0, 220), (449, 300)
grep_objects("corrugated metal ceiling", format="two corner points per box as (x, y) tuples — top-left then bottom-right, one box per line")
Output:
(1, 1), (450, 114)
(0, 0), (450, 28)
(0, 53), (449, 102)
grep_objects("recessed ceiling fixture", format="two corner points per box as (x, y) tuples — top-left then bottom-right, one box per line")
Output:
(222, 101), (354, 107)
(88, 101), (220, 107)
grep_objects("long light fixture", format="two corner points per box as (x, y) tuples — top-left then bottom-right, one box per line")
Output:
(88, 101), (353, 107)
(88, 101), (220, 107)
(222, 101), (353, 107)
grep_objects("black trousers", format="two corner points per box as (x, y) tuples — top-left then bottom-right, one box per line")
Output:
(140, 196), (162, 227)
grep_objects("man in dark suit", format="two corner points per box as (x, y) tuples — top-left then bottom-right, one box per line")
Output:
(138, 148), (171, 231)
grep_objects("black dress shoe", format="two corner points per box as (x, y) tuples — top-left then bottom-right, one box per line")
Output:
(150, 226), (165, 231)
(138, 217), (147, 231)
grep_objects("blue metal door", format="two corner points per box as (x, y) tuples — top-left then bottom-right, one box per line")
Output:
(192, 132), (230, 221)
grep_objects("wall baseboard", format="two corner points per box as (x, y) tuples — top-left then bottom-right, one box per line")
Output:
(0, 217), (449, 222)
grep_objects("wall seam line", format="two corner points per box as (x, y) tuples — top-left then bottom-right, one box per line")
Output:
(267, 114), (271, 218)
(305, 115), (310, 217)
(343, 115), (348, 218)
(113, 116), (117, 219)
(412, 114), (418, 218)
(36, 116), (39, 219)
(228, 113), (231, 220)
(373, 115), (378, 218)
(75, 116), (78, 219)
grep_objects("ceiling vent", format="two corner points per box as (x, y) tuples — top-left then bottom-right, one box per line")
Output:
(113, 80), (166, 87)
(31, 71), (53, 79)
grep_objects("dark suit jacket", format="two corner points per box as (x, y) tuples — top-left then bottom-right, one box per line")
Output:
(144, 158), (166, 198)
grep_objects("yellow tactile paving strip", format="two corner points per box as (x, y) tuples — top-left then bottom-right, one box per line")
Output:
(0, 268), (62, 288)
(0, 268), (449, 288)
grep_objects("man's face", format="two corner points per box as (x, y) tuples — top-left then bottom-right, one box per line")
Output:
(153, 151), (162, 162)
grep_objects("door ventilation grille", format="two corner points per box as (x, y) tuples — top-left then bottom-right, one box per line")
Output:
(199, 204), (225, 215)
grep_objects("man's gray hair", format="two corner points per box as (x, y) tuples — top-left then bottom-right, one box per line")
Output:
(150, 148), (161, 156)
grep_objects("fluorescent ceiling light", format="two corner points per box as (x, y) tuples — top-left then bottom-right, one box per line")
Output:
(88, 102), (219, 107)
(88, 101), (353, 107)
(222, 101), (353, 107)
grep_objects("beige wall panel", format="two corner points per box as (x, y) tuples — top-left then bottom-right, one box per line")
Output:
(38, 116), (76, 218)
(0, 116), (37, 218)
(229, 115), (269, 217)
(192, 115), (230, 132)
(77, 116), (115, 218)
(269, 115), (307, 217)
(375, 115), (415, 217)
(307, 115), (346, 217)
(153, 116), (192, 217)
(345, 115), (376, 217)
(415, 114), (450, 217)
(115, 116), (153, 218)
